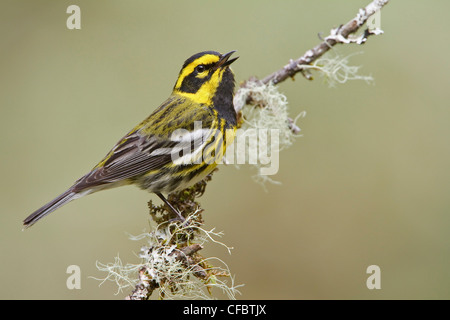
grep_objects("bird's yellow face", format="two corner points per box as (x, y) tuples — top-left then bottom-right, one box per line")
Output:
(173, 51), (238, 106)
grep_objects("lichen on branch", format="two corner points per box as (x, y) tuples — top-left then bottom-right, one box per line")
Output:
(95, 171), (242, 300)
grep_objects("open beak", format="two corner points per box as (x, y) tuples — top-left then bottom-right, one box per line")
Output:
(215, 50), (239, 69)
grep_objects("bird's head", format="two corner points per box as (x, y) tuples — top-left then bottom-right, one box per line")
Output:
(173, 51), (238, 106)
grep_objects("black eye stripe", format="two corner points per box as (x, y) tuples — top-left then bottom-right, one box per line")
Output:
(179, 71), (213, 94)
(176, 61), (217, 94)
(196, 65), (206, 73)
(195, 63), (216, 74)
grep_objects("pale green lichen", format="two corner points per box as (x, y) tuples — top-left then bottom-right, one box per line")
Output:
(230, 50), (371, 188)
(232, 80), (305, 187)
(305, 51), (374, 87)
(94, 177), (243, 300)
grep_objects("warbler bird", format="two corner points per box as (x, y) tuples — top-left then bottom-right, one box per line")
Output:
(24, 50), (238, 228)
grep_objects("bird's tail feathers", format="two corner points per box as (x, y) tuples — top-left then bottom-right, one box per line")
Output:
(23, 188), (88, 229)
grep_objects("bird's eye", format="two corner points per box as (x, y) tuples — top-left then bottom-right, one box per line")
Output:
(196, 65), (206, 73)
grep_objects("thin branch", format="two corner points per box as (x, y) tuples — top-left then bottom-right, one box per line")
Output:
(235, 0), (389, 113)
(260, 0), (389, 86)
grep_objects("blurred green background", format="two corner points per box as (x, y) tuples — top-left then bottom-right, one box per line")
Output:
(1, 0), (449, 299)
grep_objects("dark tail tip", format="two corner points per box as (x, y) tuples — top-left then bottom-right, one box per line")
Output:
(23, 189), (76, 229)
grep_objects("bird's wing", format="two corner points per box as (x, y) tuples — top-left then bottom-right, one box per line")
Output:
(72, 96), (216, 192)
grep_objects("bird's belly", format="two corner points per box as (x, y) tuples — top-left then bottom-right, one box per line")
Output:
(135, 163), (218, 194)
